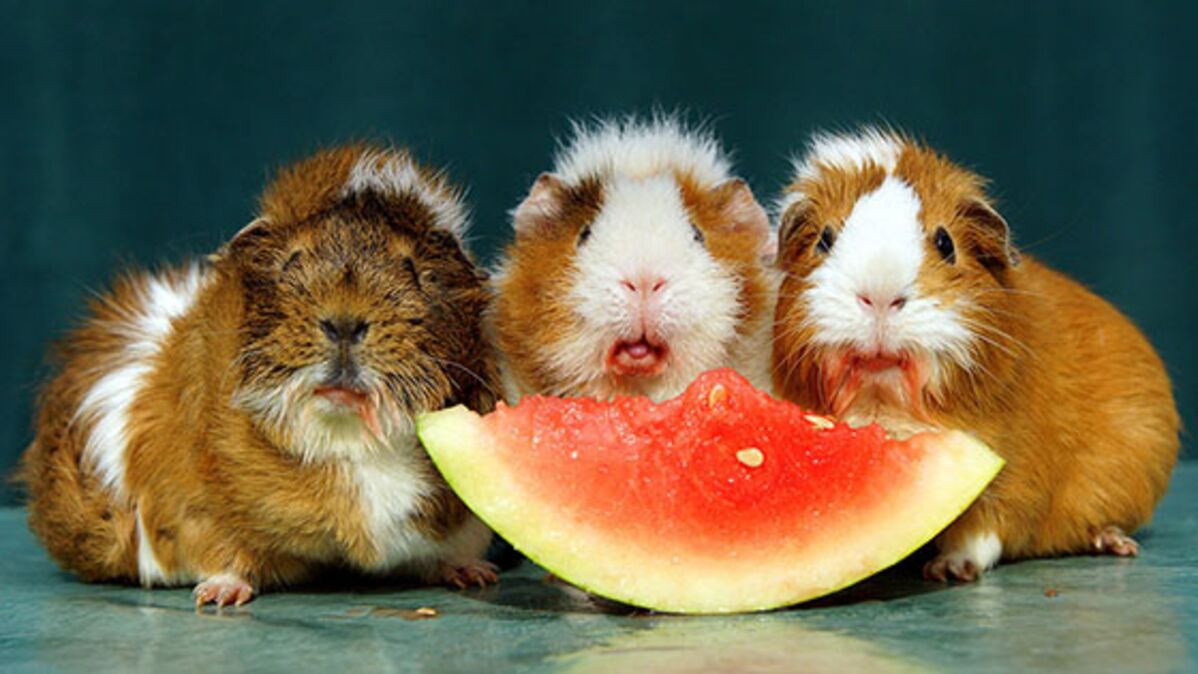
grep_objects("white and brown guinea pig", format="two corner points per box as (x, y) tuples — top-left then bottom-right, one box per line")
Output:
(20, 145), (501, 606)
(772, 128), (1179, 581)
(490, 115), (777, 403)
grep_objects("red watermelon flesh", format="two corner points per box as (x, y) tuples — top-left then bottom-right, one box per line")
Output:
(417, 368), (1003, 613)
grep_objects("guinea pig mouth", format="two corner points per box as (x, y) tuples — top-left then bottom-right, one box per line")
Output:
(312, 385), (384, 437)
(313, 386), (370, 409)
(821, 350), (932, 421)
(852, 353), (907, 373)
(607, 338), (669, 378)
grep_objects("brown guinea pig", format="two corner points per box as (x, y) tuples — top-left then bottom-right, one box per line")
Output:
(20, 145), (500, 606)
(772, 128), (1180, 581)
(490, 115), (777, 403)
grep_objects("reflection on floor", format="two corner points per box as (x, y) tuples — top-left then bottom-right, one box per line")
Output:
(2, 465), (1195, 673)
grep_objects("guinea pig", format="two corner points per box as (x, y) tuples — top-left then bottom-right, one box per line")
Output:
(771, 128), (1179, 581)
(490, 115), (777, 403)
(20, 145), (501, 606)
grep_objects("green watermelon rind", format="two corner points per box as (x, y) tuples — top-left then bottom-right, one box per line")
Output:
(417, 405), (1004, 614)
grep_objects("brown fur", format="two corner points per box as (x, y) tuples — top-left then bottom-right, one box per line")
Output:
(491, 176), (605, 395)
(774, 137), (1179, 565)
(21, 145), (498, 593)
(676, 174), (773, 341)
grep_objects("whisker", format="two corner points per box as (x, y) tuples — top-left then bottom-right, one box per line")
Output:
(967, 286), (1053, 301)
(422, 355), (498, 398)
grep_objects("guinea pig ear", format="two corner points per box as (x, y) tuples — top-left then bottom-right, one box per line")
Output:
(512, 172), (565, 237)
(710, 179), (772, 262)
(776, 198), (815, 252)
(211, 217), (272, 262)
(233, 217), (271, 243)
(963, 198), (1021, 268)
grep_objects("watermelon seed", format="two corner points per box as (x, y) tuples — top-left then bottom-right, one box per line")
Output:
(804, 414), (835, 430)
(736, 447), (765, 468)
(708, 384), (728, 408)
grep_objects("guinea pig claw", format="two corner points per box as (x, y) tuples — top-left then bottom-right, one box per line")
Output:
(473, 562), (500, 587)
(438, 561), (499, 589)
(922, 555), (981, 583)
(1091, 525), (1139, 557)
(922, 559), (947, 583)
(193, 574), (255, 609)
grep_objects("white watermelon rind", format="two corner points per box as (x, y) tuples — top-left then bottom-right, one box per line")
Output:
(417, 405), (1004, 615)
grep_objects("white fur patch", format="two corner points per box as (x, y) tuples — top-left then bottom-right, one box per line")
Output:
(801, 177), (973, 365)
(135, 509), (164, 586)
(75, 264), (210, 499)
(942, 530), (1003, 572)
(795, 127), (903, 182)
(342, 150), (469, 240)
(554, 175), (742, 401)
(832, 176), (925, 301)
(347, 431), (441, 571)
(553, 115), (731, 188)
(776, 127), (904, 217)
(343, 428), (491, 574)
(136, 509), (191, 587)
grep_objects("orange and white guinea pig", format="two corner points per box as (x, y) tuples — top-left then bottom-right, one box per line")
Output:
(490, 115), (777, 403)
(772, 128), (1179, 581)
(21, 145), (500, 606)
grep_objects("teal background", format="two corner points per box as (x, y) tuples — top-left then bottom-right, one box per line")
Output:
(2, 1), (1194, 502)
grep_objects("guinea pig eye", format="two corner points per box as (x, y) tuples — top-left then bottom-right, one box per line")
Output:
(282, 250), (302, 272)
(403, 257), (421, 287)
(815, 226), (836, 254)
(690, 223), (705, 246)
(576, 224), (592, 247)
(419, 268), (439, 288)
(934, 227), (956, 263)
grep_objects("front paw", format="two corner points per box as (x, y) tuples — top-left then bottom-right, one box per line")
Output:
(437, 560), (499, 589)
(923, 554), (981, 582)
(194, 573), (255, 608)
(923, 530), (1003, 583)
(1090, 525), (1139, 557)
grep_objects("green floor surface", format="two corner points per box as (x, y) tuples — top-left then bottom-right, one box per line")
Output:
(2, 465), (1195, 673)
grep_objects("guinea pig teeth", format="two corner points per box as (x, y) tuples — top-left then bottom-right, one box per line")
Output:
(803, 414), (835, 430)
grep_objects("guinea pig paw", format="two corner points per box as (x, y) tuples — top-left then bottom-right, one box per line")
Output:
(194, 574), (255, 608)
(922, 554), (982, 583)
(1090, 525), (1139, 557)
(438, 561), (499, 589)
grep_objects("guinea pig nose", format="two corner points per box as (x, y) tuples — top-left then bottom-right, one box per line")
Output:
(857, 294), (908, 312)
(319, 317), (369, 344)
(620, 277), (668, 296)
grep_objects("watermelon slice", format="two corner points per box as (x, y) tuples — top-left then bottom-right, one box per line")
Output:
(417, 369), (1002, 614)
